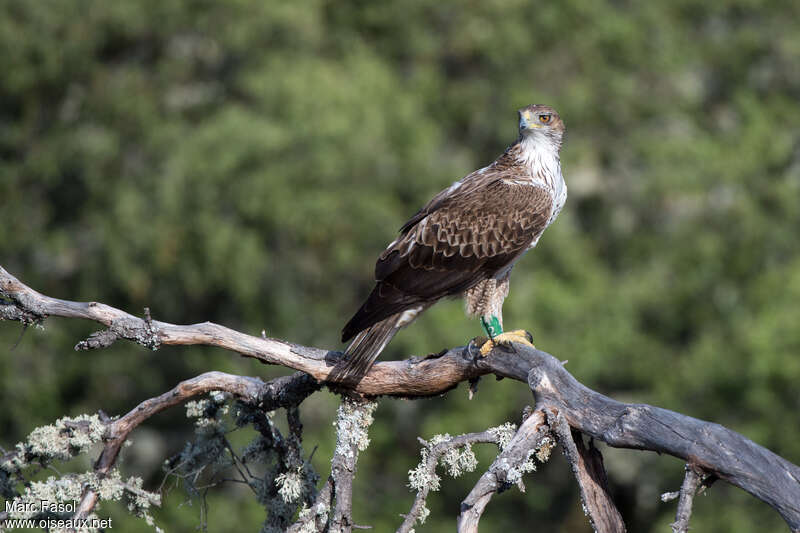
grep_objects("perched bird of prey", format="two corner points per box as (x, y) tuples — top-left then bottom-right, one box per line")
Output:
(340, 104), (567, 377)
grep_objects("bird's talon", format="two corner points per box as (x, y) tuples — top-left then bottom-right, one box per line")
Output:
(471, 335), (488, 347)
(478, 330), (535, 356)
(504, 329), (535, 347)
(478, 338), (495, 357)
(468, 336), (488, 358)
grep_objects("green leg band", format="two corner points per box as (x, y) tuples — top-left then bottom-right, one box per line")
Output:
(480, 316), (503, 339)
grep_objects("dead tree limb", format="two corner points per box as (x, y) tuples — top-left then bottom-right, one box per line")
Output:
(288, 479), (334, 533)
(0, 265), (485, 397)
(550, 410), (626, 533)
(456, 410), (553, 533)
(481, 348), (800, 531)
(0, 369), (320, 529)
(669, 465), (705, 533)
(3, 265), (800, 531)
(329, 398), (378, 533)
(69, 371), (320, 521)
(399, 431), (501, 533)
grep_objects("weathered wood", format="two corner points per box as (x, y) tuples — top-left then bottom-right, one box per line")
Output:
(3, 265), (800, 530)
(71, 371), (316, 522)
(328, 398), (377, 533)
(0, 266), (486, 397)
(550, 411), (626, 533)
(479, 347), (800, 531)
(670, 465), (705, 533)
(399, 430), (503, 533)
(457, 411), (552, 533)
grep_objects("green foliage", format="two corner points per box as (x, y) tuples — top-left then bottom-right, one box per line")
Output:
(1, 0), (799, 531)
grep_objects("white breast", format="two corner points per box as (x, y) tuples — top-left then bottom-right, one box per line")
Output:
(517, 134), (567, 230)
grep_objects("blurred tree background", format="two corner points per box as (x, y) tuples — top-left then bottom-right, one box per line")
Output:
(1, 0), (799, 531)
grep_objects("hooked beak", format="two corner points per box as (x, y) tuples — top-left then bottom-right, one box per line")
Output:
(519, 110), (542, 131)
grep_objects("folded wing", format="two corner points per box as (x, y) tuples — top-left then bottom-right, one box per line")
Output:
(342, 179), (553, 342)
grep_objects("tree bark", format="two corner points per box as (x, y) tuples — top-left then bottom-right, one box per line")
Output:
(457, 411), (552, 533)
(550, 411), (626, 532)
(2, 265), (800, 531)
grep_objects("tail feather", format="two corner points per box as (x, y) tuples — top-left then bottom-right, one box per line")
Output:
(341, 282), (418, 343)
(331, 315), (401, 383)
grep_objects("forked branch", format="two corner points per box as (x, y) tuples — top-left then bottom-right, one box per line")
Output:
(329, 398), (378, 533)
(77, 371), (318, 520)
(665, 465), (707, 533)
(0, 266), (484, 397)
(549, 410), (625, 533)
(399, 430), (500, 533)
(457, 410), (554, 533)
(2, 266), (800, 531)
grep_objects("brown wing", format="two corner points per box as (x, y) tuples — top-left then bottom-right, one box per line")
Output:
(341, 178), (552, 341)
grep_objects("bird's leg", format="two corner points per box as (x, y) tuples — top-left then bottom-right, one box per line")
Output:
(480, 316), (503, 340)
(479, 315), (534, 356)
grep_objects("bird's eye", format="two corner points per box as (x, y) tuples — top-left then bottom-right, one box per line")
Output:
(539, 114), (551, 124)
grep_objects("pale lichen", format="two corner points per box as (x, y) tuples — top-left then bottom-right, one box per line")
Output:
(418, 504), (431, 525)
(488, 422), (517, 450)
(333, 398), (377, 459)
(407, 418), (551, 530)
(535, 435), (555, 463)
(5, 469), (160, 531)
(227, 398), (319, 532)
(408, 433), (479, 492)
(185, 392), (230, 434)
(499, 450), (538, 486)
(291, 499), (329, 533)
(440, 440), (478, 478)
(275, 466), (305, 503)
(408, 459), (440, 492)
(496, 433), (555, 490)
(3, 414), (107, 473)
(1, 409), (163, 532)
(2, 389), (324, 533)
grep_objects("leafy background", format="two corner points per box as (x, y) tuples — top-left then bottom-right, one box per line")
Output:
(1, 0), (799, 531)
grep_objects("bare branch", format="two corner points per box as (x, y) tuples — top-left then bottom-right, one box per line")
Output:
(0, 299), (37, 324)
(289, 479), (333, 533)
(3, 266), (800, 530)
(480, 346), (800, 530)
(457, 410), (553, 533)
(550, 410), (626, 533)
(399, 431), (502, 533)
(669, 465), (705, 533)
(0, 265), (486, 397)
(328, 397), (378, 533)
(65, 371), (319, 522)
(331, 399), (371, 531)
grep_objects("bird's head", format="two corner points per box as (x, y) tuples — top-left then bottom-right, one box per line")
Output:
(518, 104), (565, 142)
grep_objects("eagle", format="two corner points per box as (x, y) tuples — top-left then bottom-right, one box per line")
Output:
(339, 104), (567, 378)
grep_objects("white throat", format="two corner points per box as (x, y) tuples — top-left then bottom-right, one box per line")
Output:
(517, 133), (567, 225)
